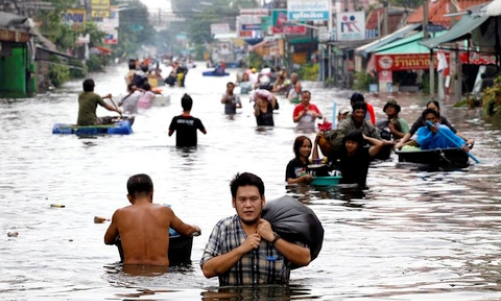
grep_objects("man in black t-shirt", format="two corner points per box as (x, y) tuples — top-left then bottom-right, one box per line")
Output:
(169, 94), (207, 147)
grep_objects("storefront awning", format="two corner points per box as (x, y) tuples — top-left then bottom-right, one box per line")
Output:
(376, 31), (446, 55)
(373, 32), (449, 71)
(420, 10), (490, 48)
(355, 23), (421, 58)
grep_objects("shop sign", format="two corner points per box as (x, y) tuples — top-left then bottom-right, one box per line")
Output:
(459, 52), (497, 65)
(375, 53), (450, 71)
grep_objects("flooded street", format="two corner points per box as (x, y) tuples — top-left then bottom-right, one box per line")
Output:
(1, 64), (501, 300)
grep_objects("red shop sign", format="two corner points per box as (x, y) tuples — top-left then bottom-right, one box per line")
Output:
(375, 53), (450, 71)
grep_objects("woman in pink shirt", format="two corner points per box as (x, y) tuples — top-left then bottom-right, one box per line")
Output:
(137, 83), (156, 109)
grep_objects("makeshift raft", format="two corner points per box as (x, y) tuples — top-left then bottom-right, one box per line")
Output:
(52, 119), (133, 135)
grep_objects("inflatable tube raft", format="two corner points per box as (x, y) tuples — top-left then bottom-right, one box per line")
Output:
(203, 70), (230, 77)
(52, 119), (133, 135)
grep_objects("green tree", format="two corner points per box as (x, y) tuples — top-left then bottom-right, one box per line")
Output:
(116, 0), (155, 58)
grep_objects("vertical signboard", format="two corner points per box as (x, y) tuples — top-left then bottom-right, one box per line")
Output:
(96, 6), (119, 44)
(336, 11), (365, 41)
(287, 0), (330, 21)
(91, 0), (110, 18)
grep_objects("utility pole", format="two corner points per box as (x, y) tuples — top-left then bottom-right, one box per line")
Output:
(423, 0), (434, 99)
(383, 1), (388, 36)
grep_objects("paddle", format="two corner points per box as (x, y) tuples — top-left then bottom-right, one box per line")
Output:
(109, 97), (123, 119)
(331, 102), (337, 129)
(426, 120), (480, 163)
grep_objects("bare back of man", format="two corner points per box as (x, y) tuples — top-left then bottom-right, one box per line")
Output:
(105, 198), (199, 266)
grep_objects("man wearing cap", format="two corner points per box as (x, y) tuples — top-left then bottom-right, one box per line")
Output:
(377, 99), (409, 140)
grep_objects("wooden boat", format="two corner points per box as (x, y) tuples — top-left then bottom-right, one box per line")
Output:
(395, 147), (469, 168)
(52, 119), (133, 135)
(115, 233), (194, 265)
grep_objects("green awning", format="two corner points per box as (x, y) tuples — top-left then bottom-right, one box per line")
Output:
(420, 13), (490, 48)
(375, 31), (446, 54)
(355, 23), (421, 58)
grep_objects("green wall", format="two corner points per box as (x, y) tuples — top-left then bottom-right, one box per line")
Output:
(0, 44), (31, 98)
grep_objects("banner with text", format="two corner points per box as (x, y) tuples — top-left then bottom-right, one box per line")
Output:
(91, 0), (110, 18)
(287, 0), (330, 21)
(62, 9), (86, 28)
(375, 53), (450, 71)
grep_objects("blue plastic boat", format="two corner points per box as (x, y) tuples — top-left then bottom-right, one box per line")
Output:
(202, 70), (229, 77)
(52, 120), (133, 135)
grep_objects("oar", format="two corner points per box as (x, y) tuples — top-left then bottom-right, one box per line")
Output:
(109, 97), (123, 119)
(426, 120), (480, 163)
(331, 102), (337, 129)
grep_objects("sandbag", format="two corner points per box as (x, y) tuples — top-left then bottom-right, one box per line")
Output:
(262, 195), (324, 265)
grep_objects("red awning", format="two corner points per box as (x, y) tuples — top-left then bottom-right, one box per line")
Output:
(93, 46), (113, 54)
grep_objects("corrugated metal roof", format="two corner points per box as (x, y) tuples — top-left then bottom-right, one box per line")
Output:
(355, 23), (421, 58)
(407, 0), (491, 28)
(419, 10), (491, 48)
(375, 31), (447, 54)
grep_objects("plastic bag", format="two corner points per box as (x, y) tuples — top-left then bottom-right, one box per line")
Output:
(262, 195), (324, 265)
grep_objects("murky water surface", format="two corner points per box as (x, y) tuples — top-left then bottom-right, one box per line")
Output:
(1, 65), (501, 300)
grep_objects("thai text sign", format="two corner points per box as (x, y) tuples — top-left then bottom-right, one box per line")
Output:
(459, 52), (497, 65)
(336, 11), (365, 41)
(91, 0), (110, 18)
(375, 53), (450, 71)
(287, 0), (330, 21)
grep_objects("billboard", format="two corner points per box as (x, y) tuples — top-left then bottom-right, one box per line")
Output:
(336, 11), (365, 41)
(91, 0), (110, 18)
(96, 6), (119, 44)
(272, 10), (306, 35)
(211, 23), (230, 35)
(62, 9), (86, 28)
(287, 0), (330, 21)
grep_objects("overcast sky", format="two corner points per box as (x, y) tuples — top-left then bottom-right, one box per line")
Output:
(140, 0), (171, 11)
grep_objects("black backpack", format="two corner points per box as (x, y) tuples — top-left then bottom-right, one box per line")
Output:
(131, 72), (146, 88)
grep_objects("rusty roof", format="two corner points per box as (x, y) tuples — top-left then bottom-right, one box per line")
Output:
(407, 0), (491, 28)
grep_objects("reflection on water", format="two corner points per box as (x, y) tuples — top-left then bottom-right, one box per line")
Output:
(1, 64), (501, 300)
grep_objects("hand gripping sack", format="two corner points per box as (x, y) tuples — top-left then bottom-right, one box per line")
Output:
(262, 195), (324, 267)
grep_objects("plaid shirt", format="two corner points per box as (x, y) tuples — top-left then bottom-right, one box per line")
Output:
(200, 215), (291, 286)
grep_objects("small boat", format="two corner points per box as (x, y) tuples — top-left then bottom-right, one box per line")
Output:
(52, 119), (133, 135)
(310, 175), (342, 187)
(115, 231), (194, 265)
(153, 93), (170, 107)
(203, 70), (229, 77)
(395, 147), (469, 168)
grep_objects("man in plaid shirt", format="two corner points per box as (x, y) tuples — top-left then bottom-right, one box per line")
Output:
(200, 172), (311, 285)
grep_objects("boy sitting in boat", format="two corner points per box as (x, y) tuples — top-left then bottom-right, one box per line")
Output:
(77, 78), (122, 126)
(104, 174), (201, 267)
(414, 109), (470, 152)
